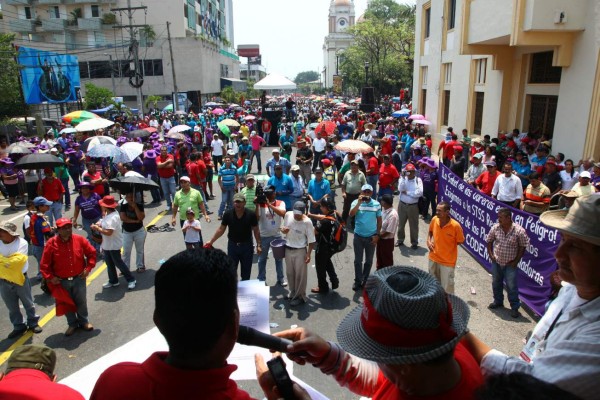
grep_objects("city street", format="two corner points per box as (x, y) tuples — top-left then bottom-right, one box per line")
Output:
(0, 147), (539, 399)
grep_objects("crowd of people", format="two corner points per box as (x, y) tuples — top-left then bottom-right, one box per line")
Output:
(0, 97), (599, 399)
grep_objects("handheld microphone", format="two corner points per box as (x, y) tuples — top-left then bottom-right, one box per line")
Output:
(237, 325), (293, 353)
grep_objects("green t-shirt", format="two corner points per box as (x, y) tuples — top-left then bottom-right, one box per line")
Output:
(173, 188), (204, 220)
(241, 186), (256, 212)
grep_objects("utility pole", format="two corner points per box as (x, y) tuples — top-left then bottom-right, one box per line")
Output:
(166, 22), (179, 112)
(104, 53), (117, 96)
(111, 0), (147, 115)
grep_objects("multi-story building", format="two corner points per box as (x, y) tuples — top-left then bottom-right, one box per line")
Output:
(239, 63), (267, 82)
(1, 0), (240, 113)
(322, 0), (356, 89)
(412, 0), (599, 160)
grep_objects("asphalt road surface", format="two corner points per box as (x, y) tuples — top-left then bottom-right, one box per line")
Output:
(0, 146), (539, 399)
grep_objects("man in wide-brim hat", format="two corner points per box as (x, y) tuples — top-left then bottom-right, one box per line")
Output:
(461, 194), (600, 400)
(262, 266), (483, 398)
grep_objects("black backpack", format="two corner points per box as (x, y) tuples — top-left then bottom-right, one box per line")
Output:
(322, 214), (347, 254)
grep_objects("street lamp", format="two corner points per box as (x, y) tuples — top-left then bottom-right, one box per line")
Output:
(335, 49), (344, 76)
(104, 53), (116, 96)
(364, 61), (370, 87)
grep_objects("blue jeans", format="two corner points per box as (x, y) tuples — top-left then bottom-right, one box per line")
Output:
(0, 276), (39, 330)
(60, 276), (89, 327)
(60, 178), (71, 207)
(492, 262), (520, 310)
(257, 235), (284, 283)
(367, 174), (379, 199)
(250, 150), (262, 173)
(218, 188), (235, 217)
(353, 234), (376, 285)
(378, 187), (393, 200)
(45, 201), (63, 226)
(122, 227), (147, 270)
(227, 241), (254, 280)
(82, 216), (101, 255)
(104, 249), (135, 284)
(31, 245), (44, 275)
(160, 176), (176, 209)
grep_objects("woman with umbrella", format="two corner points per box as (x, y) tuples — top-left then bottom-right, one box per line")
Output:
(72, 182), (103, 255)
(1, 159), (20, 211)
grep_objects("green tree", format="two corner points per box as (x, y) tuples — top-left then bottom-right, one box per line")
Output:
(0, 34), (27, 119)
(83, 83), (113, 109)
(340, 0), (415, 100)
(145, 94), (162, 109)
(294, 71), (319, 84)
(220, 86), (238, 104)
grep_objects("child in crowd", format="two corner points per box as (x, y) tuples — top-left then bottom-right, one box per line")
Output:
(181, 207), (202, 249)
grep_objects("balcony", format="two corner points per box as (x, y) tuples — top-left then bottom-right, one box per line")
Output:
(38, 0), (64, 4)
(77, 18), (102, 30)
(465, 0), (512, 45)
(42, 19), (68, 31)
(9, 19), (36, 33)
(6, 0), (32, 5)
(523, 0), (585, 32)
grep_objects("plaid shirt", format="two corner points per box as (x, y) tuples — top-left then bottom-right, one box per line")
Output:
(486, 223), (530, 265)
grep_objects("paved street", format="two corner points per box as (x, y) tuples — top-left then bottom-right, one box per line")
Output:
(0, 146), (539, 399)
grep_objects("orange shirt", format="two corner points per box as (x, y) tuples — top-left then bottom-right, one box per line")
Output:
(428, 216), (465, 267)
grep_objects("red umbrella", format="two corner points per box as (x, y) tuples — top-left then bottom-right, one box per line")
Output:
(315, 120), (337, 135)
(144, 127), (158, 133)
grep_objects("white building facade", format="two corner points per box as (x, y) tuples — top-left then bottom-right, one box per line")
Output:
(412, 0), (600, 161)
(322, 0), (356, 89)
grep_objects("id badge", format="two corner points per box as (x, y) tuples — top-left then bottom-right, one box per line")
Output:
(271, 220), (276, 226)
(519, 333), (544, 363)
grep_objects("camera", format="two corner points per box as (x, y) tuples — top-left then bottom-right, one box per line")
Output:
(255, 183), (267, 205)
(361, 196), (371, 202)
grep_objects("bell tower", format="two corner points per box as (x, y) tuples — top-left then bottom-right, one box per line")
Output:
(323, 0), (356, 89)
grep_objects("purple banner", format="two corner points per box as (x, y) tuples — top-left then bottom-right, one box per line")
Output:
(437, 165), (560, 316)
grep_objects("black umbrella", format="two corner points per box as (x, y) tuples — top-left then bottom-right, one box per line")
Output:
(109, 175), (159, 192)
(15, 153), (64, 169)
(127, 129), (151, 139)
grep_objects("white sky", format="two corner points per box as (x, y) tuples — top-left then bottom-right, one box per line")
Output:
(232, 0), (414, 80)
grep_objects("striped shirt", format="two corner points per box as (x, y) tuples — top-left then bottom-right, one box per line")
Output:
(351, 198), (382, 237)
(218, 165), (237, 189)
(523, 183), (551, 214)
(241, 186), (256, 212)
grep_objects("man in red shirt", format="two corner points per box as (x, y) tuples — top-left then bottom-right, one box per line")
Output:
(40, 218), (96, 337)
(366, 152), (380, 199)
(476, 161), (501, 196)
(90, 249), (256, 400)
(156, 145), (177, 211)
(378, 154), (399, 198)
(37, 168), (65, 226)
(443, 133), (460, 167)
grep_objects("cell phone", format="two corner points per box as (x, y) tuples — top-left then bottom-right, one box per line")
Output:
(266, 356), (296, 400)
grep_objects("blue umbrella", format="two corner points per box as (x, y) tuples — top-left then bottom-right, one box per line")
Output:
(87, 144), (131, 163)
(392, 110), (410, 118)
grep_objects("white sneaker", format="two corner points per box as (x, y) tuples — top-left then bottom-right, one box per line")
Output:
(127, 280), (136, 290)
(102, 281), (120, 289)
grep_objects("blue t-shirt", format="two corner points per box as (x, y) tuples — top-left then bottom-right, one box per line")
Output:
(512, 161), (532, 187)
(351, 198), (382, 237)
(267, 173), (294, 210)
(266, 157), (291, 176)
(219, 165), (238, 189)
(308, 178), (331, 202)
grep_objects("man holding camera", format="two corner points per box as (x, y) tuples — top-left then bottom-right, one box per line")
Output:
(256, 185), (287, 285)
(349, 184), (382, 291)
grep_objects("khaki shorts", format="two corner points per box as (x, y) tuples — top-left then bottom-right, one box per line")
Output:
(428, 260), (456, 294)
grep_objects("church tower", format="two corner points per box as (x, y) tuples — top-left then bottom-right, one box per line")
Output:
(322, 0), (356, 90)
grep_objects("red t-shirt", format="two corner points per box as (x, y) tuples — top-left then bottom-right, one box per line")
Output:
(367, 156), (379, 176)
(476, 170), (501, 196)
(0, 369), (84, 399)
(90, 352), (253, 400)
(196, 159), (207, 181)
(82, 171), (105, 196)
(156, 154), (176, 178)
(39, 177), (65, 202)
(368, 343), (483, 400)
(186, 161), (200, 185)
(379, 163), (400, 189)
(444, 140), (459, 160)
(380, 137), (392, 156)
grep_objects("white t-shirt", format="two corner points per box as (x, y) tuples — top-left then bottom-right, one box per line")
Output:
(183, 219), (202, 243)
(559, 170), (579, 191)
(283, 212), (315, 249)
(258, 200), (285, 237)
(313, 138), (326, 152)
(211, 139), (224, 156)
(0, 237), (28, 273)
(100, 211), (123, 251)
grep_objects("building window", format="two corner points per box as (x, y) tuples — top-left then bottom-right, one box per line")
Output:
(143, 59), (164, 76)
(473, 92), (485, 135)
(24, 7), (32, 20)
(529, 51), (562, 84)
(91, 5), (100, 18)
(528, 95), (558, 138)
(88, 61), (112, 79)
(421, 66), (428, 87)
(442, 90), (451, 126)
(424, 7), (431, 39)
(476, 58), (487, 85)
(220, 64), (229, 77)
(448, 0), (456, 30)
(79, 62), (89, 79)
(421, 89), (427, 115)
(444, 63), (452, 84)
(50, 6), (60, 19)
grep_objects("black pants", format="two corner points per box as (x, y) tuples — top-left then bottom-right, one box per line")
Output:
(342, 192), (360, 223)
(313, 151), (323, 171)
(315, 248), (338, 291)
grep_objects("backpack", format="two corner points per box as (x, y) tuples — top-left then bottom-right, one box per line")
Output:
(322, 214), (347, 254)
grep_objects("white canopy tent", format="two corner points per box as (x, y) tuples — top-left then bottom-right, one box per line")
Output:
(253, 73), (297, 90)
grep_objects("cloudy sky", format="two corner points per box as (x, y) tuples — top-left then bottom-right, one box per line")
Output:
(232, 0), (414, 81)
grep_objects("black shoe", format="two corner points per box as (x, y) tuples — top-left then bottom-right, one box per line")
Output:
(411, 244), (419, 250)
(331, 280), (339, 290)
(352, 282), (363, 291)
(396, 241), (404, 247)
(29, 325), (43, 334)
(7, 328), (26, 339)
(511, 309), (520, 318)
(488, 302), (503, 309)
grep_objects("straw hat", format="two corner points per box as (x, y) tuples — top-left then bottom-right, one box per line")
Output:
(540, 194), (600, 246)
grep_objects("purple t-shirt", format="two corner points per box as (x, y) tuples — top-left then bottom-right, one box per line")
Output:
(420, 169), (438, 191)
(75, 192), (102, 220)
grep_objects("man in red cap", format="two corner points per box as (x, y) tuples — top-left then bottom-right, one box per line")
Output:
(37, 168), (65, 226)
(40, 218), (96, 336)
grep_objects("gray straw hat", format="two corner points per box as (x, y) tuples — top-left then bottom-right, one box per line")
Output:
(337, 266), (469, 364)
(540, 194), (600, 246)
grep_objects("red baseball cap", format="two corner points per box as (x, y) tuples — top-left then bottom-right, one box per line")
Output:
(404, 163), (416, 171)
(56, 218), (73, 228)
